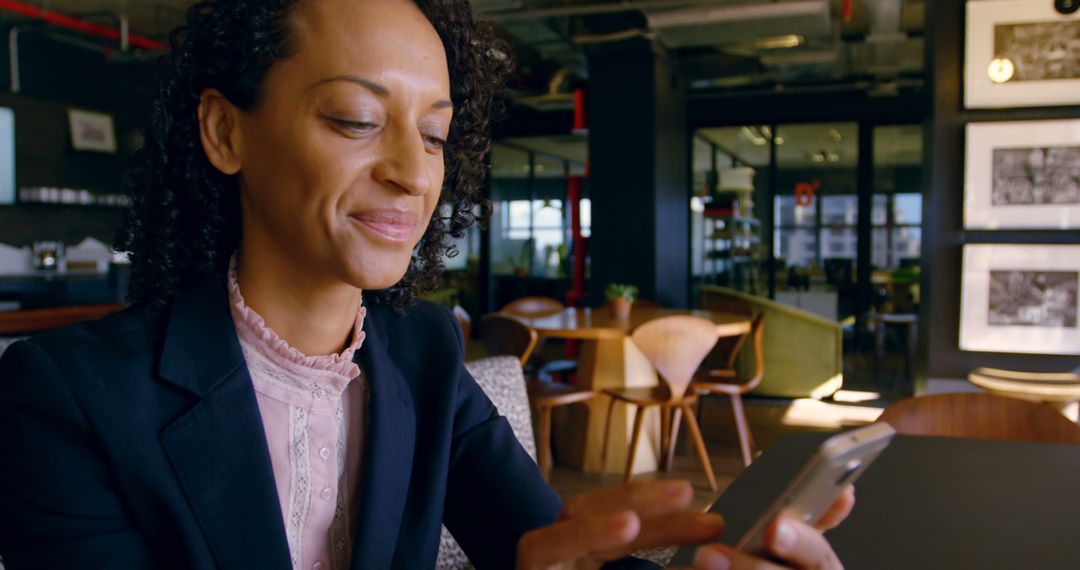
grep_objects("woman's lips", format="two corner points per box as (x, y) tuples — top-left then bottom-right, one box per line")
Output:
(349, 209), (418, 243)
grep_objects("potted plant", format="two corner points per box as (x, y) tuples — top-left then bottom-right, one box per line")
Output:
(605, 283), (638, 320)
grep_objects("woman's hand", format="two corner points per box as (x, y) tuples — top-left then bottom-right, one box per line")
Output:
(516, 480), (724, 570)
(688, 485), (856, 570)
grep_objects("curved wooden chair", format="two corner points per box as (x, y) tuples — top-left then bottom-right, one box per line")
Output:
(479, 314), (595, 480)
(692, 313), (766, 467)
(452, 305), (471, 341)
(601, 316), (723, 491)
(877, 392), (1080, 445)
(501, 296), (566, 317)
(501, 296), (578, 383)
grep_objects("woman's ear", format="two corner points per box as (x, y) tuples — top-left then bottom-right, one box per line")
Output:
(197, 88), (243, 175)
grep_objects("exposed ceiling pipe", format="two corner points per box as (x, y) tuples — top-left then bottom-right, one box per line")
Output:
(647, 0), (829, 29)
(0, 0), (165, 51)
(483, 0), (715, 23)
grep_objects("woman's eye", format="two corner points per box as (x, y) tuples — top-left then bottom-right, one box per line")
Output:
(424, 134), (447, 150)
(330, 118), (377, 133)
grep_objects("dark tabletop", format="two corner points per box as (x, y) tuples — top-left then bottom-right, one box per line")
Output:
(670, 432), (1080, 569)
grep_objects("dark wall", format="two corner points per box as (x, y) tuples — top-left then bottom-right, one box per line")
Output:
(587, 39), (690, 307)
(0, 28), (154, 248)
(918, 0), (1080, 384)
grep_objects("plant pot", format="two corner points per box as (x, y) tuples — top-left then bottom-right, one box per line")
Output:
(609, 297), (632, 320)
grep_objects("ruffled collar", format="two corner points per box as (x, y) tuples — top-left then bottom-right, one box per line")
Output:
(227, 258), (365, 381)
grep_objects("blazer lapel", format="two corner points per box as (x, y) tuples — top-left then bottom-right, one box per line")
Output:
(351, 308), (416, 569)
(158, 279), (292, 569)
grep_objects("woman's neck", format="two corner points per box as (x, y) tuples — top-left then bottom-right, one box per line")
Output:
(233, 245), (362, 356)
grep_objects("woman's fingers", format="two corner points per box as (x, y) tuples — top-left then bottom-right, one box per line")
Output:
(693, 544), (787, 570)
(814, 485), (855, 531)
(592, 511), (725, 560)
(765, 516), (844, 570)
(517, 510), (640, 570)
(558, 480), (694, 520)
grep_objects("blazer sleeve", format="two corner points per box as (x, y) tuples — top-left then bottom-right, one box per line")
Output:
(436, 308), (658, 570)
(0, 340), (155, 569)
(437, 307), (563, 569)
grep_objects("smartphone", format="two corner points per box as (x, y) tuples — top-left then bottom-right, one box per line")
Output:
(734, 422), (896, 556)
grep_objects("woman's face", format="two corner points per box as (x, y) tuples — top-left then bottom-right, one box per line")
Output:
(230, 0), (451, 290)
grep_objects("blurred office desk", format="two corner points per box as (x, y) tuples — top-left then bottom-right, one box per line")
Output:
(670, 433), (1080, 569)
(509, 307), (751, 475)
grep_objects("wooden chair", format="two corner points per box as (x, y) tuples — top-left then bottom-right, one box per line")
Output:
(692, 313), (766, 467)
(600, 316), (723, 491)
(501, 297), (577, 383)
(501, 296), (566, 317)
(967, 367), (1080, 420)
(452, 304), (471, 341)
(877, 392), (1080, 445)
(479, 314), (595, 480)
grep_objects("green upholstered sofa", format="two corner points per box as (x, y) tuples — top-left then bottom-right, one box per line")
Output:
(700, 285), (843, 399)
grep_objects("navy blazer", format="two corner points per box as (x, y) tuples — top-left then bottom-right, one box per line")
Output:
(0, 279), (649, 569)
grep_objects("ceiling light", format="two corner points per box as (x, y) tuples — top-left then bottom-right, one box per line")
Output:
(829, 129), (843, 142)
(753, 34), (805, 50)
(775, 137), (785, 145)
(741, 126), (767, 146)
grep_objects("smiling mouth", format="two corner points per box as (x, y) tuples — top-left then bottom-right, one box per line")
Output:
(348, 210), (418, 243)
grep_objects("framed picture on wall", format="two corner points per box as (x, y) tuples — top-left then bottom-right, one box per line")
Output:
(964, 119), (1080, 229)
(67, 108), (117, 154)
(960, 244), (1080, 355)
(965, 0), (1080, 109)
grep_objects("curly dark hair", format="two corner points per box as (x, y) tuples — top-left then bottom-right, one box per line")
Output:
(117, 0), (508, 311)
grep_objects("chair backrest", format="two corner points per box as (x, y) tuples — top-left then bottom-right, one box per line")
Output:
(501, 296), (565, 317)
(877, 392), (1080, 445)
(630, 316), (722, 400)
(451, 305), (471, 340)
(479, 314), (538, 366)
(740, 313), (767, 391)
(440, 355), (537, 569)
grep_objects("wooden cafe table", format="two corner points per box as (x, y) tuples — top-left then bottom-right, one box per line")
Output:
(509, 306), (752, 475)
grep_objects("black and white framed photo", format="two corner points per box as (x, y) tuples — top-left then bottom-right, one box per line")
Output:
(960, 244), (1080, 354)
(965, 119), (1080, 229)
(67, 109), (117, 154)
(965, 0), (1080, 109)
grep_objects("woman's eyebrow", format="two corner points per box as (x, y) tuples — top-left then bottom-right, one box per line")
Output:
(308, 74), (453, 111)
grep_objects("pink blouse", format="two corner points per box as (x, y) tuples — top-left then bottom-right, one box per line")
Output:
(228, 265), (367, 570)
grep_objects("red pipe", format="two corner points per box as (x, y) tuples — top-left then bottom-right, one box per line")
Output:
(0, 0), (165, 51)
(566, 87), (588, 309)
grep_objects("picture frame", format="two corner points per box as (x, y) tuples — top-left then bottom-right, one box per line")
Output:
(67, 108), (117, 154)
(965, 0), (1080, 109)
(960, 244), (1080, 355)
(964, 119), (1080, 229)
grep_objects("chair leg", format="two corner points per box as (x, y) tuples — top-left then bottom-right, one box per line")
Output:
(680, 403), (717, 492)
(600, 396), (618, 475)
(665, 405), (683, 471)
(537, 405), (553, 480)
(659, 406), (671, 471)
(729, 394), (754, 467)
(624, 405), (647, 485)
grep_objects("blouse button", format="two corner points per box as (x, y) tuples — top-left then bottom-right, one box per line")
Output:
(313, 388), (325, 401)
(319, 447), (331, 460)
(313, 562), (323, 570)
(320, 487), (333, 500)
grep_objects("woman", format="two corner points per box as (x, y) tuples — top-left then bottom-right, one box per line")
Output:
(0, 0), (853, 568)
